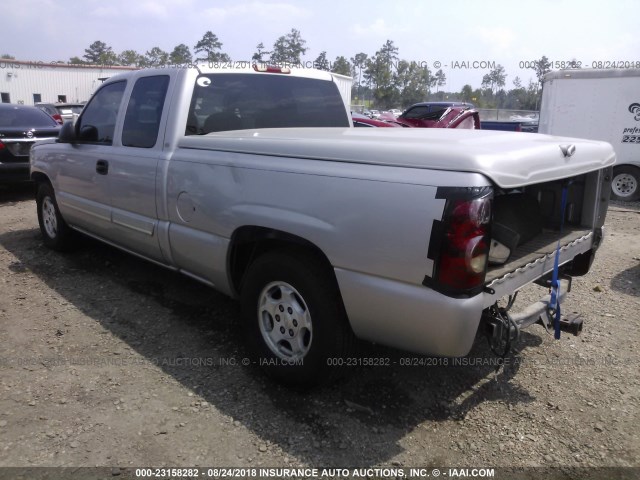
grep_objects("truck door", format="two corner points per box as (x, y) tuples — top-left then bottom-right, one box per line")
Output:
(53, 81), (126, 240)
(106, 74), (171, 262)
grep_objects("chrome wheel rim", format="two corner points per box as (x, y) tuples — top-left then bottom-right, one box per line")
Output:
(612, 173), (637, 198)
(42, 196), (58, 239)
(257, 281), (313, 361)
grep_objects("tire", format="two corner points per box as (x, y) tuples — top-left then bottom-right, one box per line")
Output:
(611, 165), (640, 201)
(36, 182), (77, 251)
(240, 250), (353, 387)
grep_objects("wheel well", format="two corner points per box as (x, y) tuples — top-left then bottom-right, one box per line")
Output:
(227, 226), (335, 296)
(613, 164), (640, 173)
(31, 172), (51, 186)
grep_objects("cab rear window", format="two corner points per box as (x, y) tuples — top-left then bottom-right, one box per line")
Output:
(185, 74), (349, 135)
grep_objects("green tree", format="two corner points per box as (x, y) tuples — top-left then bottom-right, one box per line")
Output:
(350, 53), (368, 103)
(194, 31), (231, 63)
(395, 61), (432, 107)
(460, 84), (474, 102)
(270, 28), (307, 65)
(434, 69), (447, 98)
(252, 42), (270, 62)
(1, 54), (15, 59)
(331, 56), (353, 77)
(531, 56), (551, 85)
(68, 56), (85, 65)
(169, 44), (192, 65)
(503, 76), (527, 109)
(512, 76), (522, 89)
(524, 79), (541, 110)
(364, 40), (399, 108)
(314, 51), (330, 71)
(481, 64), (507, 105)
(144, 47), (169, 67)
(118, 50), (141, 66)
(83, 40), (117, 65)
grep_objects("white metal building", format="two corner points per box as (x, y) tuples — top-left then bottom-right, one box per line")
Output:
(0, 59), (137, 105)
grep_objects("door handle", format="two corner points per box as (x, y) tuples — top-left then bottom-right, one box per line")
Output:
(96, 160), (109, 175)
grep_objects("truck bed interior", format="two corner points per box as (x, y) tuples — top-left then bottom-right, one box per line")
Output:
(486, 170), (606, 282)
(486, 227), (591, 282)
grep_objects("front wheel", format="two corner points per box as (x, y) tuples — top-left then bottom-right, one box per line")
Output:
(36, 183), (77, 251)
(240, 251), (353, 386)
(611, 165), (640, 201)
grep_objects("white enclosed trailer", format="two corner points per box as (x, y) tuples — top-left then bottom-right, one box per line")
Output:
(539, 68), (640, 200)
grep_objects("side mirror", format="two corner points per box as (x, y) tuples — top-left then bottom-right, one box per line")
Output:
(78, 125), (98, 142)
(57, 121), (77, 143)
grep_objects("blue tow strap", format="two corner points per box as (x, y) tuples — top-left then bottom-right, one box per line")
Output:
(550, 184), (570, 340)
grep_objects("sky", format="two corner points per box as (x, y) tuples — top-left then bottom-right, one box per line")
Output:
(2, 0), (638, 92)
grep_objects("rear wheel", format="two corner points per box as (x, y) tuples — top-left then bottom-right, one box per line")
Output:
(611, 166), (640, 201)
(240, 250), (353, 386)
(36, 183), (77, 251)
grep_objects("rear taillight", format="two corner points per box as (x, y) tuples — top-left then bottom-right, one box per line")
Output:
(52, 114), (63, 124)
(425, 187), (492, 297)
(0, 141), (4, 150)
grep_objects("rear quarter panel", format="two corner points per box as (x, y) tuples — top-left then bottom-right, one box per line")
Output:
(164, 149), (492, 355)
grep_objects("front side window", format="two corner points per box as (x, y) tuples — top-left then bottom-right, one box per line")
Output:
(76, 81), (126, 143)
(185, 74), (349, 135)
(122, 76), (170, 148)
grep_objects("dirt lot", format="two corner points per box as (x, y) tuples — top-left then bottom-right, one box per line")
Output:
(0, 184), (638, 477)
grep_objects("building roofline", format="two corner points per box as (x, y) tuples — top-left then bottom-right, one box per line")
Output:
(0, 59), (139, 71)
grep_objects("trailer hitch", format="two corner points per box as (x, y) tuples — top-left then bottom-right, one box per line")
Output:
(541, 311), (584, 337)
(483, 278), (585, 365)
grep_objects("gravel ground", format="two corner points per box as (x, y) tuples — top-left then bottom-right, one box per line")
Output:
(0, 185), (638, 477)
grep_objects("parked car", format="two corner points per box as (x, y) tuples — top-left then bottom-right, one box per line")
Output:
(389, 108), (403, 117)
(352, 112), (401, 127)
(55, 103), (85, 123)
(403, 102), (475, 116)
(0, 104), (60, 183)
(395, 104), (480, 129)
(369, 109), (381, 119)
(480, 120), (523, 132)
(378, 111), (399, 121)
(36, 103), (85, 124)
(510, 114), (539, 122)
(35, 103), (63, 124)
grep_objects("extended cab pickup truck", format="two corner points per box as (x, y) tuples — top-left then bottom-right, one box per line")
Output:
(30, 65), (615, 385)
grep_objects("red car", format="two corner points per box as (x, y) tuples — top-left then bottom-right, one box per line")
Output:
(352, 113), (402, 128)
(394, 102), (480, 129)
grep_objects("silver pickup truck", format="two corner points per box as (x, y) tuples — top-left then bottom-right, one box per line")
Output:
(30, 65), (615, 385)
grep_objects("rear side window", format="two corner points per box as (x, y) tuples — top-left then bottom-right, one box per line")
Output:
(76, 81), (126, 143)
(186, 73), (349, 135)
(122, 75), (170, 148)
